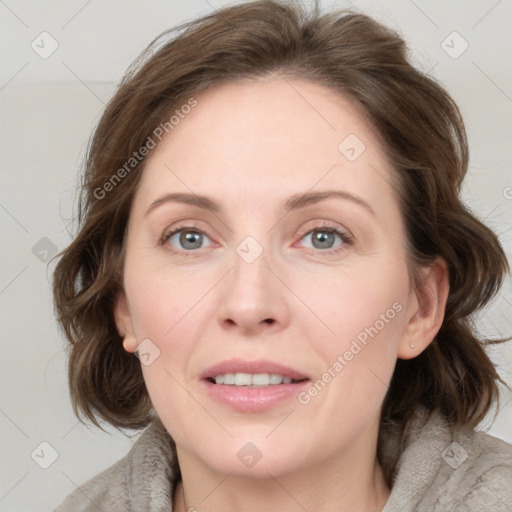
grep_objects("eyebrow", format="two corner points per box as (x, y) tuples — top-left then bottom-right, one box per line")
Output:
(284, 190), (375, 216)
(145, 190), (375, 217)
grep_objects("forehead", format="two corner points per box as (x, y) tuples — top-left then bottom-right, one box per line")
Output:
(133, 77), (398, 214)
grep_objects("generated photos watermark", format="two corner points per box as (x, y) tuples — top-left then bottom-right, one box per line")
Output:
(93, 97), (198, 200)
(298, 301), (403, 404)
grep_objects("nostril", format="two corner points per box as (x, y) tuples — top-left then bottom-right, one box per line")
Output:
(264, 318), (275, 324)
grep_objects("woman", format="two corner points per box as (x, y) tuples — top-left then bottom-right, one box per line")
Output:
(53, 1), (512, 510)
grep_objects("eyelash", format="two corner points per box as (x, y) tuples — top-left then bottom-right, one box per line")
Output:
(296, 222), (353, 255)
(159, 221), (353, 256)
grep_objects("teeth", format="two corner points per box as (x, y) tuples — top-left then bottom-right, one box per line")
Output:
(235, 373), (252, 386)
(269, 374), (282, 385)
(212, 372), (298, 386)
(252, 373), (270, 386)
(223, 374), (235, 385)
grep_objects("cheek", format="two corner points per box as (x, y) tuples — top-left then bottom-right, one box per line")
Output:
(294, 290), (407, 443)
(126, 268), (216, 440)
(302, 258), (409, 349)
(302, 260), (409, 402)
(124, 263), (219, 397)
(125, 259), (214, 342)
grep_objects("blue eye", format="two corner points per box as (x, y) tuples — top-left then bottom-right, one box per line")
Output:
(299, 226), (350, 252)
(162, 228), (212, 251)
(160, 224), (351, 255)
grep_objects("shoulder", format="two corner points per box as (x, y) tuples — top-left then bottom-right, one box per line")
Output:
(445, 425), (512, 510)
(383, 409), (512, 512)
(54, 455), (131, 511)
(54, 419), (178, 512)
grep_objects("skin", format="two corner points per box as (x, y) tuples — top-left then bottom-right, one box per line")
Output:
(115, 76), (449, 512)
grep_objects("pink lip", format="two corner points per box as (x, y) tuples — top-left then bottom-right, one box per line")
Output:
(200, 358), (309, 381)
(201, 380), (310, 412)
(199, 359), (310, 413)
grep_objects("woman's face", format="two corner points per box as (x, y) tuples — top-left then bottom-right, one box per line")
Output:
(116, 77), (420, 477)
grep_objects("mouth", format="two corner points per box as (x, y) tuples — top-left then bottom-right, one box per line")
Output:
(200, 359), (310, 412)
(201, 358), (310, 386)
(206, 372), (308, 387)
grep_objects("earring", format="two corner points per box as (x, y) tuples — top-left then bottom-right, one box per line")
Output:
(409, 340), (415, 348)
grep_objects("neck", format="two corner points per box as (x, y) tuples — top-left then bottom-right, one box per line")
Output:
(173, 429), (390, 512)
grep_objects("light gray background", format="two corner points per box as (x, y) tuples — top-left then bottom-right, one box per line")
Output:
(1, 1), (511, 510)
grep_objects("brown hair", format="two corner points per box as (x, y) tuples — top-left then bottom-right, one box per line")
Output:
(52, 0), (509, 484)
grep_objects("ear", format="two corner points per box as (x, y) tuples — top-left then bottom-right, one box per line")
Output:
(398, 258), (449, 359)
(114, 291), (138, 353)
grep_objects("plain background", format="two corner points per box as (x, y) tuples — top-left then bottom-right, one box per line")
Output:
(1, 1), (511, 510)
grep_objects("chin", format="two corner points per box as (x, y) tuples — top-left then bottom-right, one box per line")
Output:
(178, 429), (307, 478)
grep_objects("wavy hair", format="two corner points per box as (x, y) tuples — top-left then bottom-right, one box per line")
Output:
(52, 0), (509, 484)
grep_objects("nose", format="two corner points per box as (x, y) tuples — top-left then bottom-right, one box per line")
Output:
(216, 247), (291, 336)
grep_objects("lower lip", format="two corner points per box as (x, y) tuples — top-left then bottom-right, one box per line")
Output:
(201, 379), (310, 412)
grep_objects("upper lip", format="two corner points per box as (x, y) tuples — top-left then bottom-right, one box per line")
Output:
(200, 359), (310, 381)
